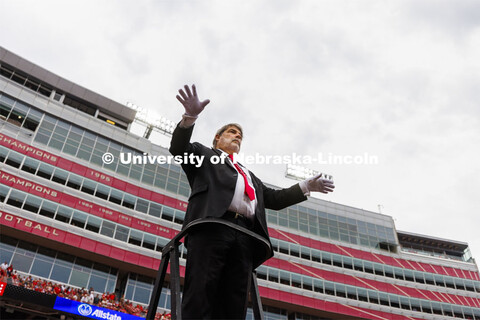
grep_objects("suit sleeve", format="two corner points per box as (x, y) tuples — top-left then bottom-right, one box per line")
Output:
(169, 122), (196, 156)
(261, 182), (307, 210)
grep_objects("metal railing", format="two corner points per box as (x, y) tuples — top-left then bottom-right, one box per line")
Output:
(146, 219), (271, 320)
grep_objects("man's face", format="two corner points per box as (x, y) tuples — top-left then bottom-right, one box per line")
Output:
(215, 126), (242, 155)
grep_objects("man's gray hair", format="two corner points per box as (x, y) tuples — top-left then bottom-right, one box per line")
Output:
(212, 123), (243, 148)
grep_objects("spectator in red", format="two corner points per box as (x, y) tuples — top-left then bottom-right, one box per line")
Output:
(6, 264), (13, 277)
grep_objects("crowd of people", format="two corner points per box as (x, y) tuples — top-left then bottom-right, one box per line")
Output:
(0, 262), (171, 319)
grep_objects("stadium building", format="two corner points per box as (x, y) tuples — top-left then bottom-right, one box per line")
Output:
(1, 46), (479, 320)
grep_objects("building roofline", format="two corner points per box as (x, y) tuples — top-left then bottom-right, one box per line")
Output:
(0, 46), (136, 124)
(397, 230), (469, 250)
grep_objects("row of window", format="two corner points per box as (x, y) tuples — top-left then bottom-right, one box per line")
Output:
(34, 112), (191, 197)
(0, 65), (104, 120)
(0, 235), (116, 293)
(2, 144), (479, 293)
(0, 96), (42, 132)
(125, 273), (171, 308)
(257, 265), (480, 319)
(0, 145), (186, 223)
(266, 206), (397, 252)
(0, 185), (187, 258)
(0, 235), (172, 309)
(0, 64), (54, 99)
(271, 238), (480, 293)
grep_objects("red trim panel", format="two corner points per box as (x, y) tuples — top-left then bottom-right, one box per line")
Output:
(0, 170), (177, 239)
(0, 210), (186, 276)
(263, 257), (480, 308)
(258, 286), (425, 320)
(268, 228), (479, 281)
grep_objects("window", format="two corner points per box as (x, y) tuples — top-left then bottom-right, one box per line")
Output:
(109, 189), (123, 205)
(0, 185), (9, 202)
(5, 152), (23, 168)
(21, 157), (39, 174)
(114, 225), (129, 242)
(52, 168), (69, 185)
(313, 279), (324, 294)
(149, 203), (162, 217)
(37, 163), (54, 179)
(55, 207), (72, 223)
(81, 179), (96, 195)
(100, 221), (115, 238)
(71, 211), (87, 228)
(95, 184), (110, 200)
(67, 175), (82, 190)
(39, 201), (57, 219)
(23, 195), (40, 213)
(162, 207), (174, 222)
(7, 190), (26, 208)
(128, 230), (143, 246)
(23, 109), (42, 131)
(142, 234), (156, 250)
(122, 194), (136, 209)
(86, 216), (102, 233)
(268, 269), (279, 283)
(324, 282), (335, 296)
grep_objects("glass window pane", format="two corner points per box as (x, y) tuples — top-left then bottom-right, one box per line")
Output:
(133, 287), (151, 304)
(39, 201), (57, 218)
(7, 190), (26, 208)
(67, 175), (83, 190)
(55, 207), (73, 223)
(88, 274), (107, 293)
(69, 270), (89, 288)
(52, 168), (69, 185)
(30, 259), (53, 278)
(5, 151), (23, 168)
(115, 225), (129, 242)
(50, 264), (72, 283)
(81, 179), (96, 195)
(95, 184), (110, 200)
(23, 195), (40, 213)
(100, 221), (115, 238)
(86, 216), (102, 233)
(11, 253), (34, 273)
(37, 163), (54, 180)
(71, 211), (87, 228)
(21, 157), (39, 174)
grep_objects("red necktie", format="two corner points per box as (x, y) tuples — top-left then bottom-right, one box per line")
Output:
(228, 154), (255, 200)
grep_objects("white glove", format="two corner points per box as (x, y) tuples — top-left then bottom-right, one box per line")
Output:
(176, 84), (210, 117)
(299, 173), (335, 195)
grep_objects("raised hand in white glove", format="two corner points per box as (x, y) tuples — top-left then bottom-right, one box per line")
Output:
(299, 173), (335, 195)
(176, 84), (210, 118)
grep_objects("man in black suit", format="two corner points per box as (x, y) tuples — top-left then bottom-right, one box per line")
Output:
(170, 85), (335, 319)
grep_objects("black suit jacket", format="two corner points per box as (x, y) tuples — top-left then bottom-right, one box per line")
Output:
(169, 124), (307, 267)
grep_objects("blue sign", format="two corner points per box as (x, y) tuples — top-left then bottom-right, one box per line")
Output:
(53, 297), (144, 320)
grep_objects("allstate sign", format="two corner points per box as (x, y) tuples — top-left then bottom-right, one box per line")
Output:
(54, 297), (144, 320)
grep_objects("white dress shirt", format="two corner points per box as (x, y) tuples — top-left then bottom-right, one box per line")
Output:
(218, 150), (257, 220)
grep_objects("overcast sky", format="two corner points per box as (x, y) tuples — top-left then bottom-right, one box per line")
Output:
(2, 0), (479, 260)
